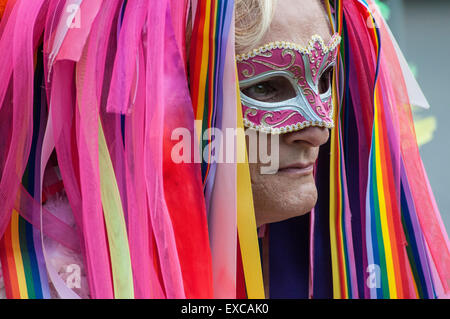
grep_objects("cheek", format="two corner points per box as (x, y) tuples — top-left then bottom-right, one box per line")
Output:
(249, 163), (318, 225)
(254, 173), (317, 206)
(246, 131), (321, 225)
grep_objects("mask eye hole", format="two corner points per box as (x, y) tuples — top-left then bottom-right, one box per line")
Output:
(241, 76), (296, 103)
(318, 67), (333, 95)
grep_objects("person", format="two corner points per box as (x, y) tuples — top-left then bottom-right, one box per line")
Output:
(0, 0), (448, 300)
(233, 0), (450, 299)
(236, 0), (334, 227)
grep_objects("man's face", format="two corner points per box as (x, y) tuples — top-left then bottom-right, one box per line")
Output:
(239, 0), (333, 227)
(247, 127), (329, 227)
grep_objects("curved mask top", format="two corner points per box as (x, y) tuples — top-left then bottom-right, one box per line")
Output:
(236, 33), (341, 134)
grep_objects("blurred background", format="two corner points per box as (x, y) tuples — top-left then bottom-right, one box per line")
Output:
(376, 0), (450, 232)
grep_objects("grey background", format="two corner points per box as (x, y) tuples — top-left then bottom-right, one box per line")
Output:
(385, 0), (450, 232)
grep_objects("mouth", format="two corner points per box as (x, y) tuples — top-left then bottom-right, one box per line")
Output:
(277, 162), (315, 177)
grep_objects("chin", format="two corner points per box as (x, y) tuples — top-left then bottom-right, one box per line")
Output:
(252, 172), (318, 227)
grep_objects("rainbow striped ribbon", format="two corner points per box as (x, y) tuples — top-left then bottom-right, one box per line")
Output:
(0, 211), (49, 299)
(364, 14), (429, 299)
(327, 0), (359, 299)
(325, 0), (442, 298)
(189, 0), (234, 199)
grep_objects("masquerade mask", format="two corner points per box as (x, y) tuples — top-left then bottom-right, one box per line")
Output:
(236, 33), (341, 134)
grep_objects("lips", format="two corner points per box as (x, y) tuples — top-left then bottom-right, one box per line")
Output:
(277, 162), (315, 176)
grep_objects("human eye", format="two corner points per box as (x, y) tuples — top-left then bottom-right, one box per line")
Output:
(241, 76), (296, 103)
(318, 66), (333, 95)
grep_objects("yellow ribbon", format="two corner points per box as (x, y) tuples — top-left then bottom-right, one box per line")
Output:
(235, 72), (265, 299)
(98, 121), (135, 299)
(329, 75), (342, 298)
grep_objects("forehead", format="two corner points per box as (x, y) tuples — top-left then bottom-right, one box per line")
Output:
(258, 0), (332, 49)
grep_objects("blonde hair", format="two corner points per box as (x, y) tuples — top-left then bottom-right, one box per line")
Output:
(235, 0), (276, 53)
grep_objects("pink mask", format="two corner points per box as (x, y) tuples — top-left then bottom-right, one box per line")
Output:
(236, 33), (341, 134)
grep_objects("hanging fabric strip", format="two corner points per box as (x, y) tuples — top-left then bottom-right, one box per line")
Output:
(0, 211), (51, 299)
(328, 89), (342, 298)
(0, 49), (49, 299)
(0, 211), (29, 298)
(40, 98), (82, 299)
(144, 0), (185, 298)
(0, 3), (51, 300)
(98, 121), (134, 299)
(47, 0), (83, 74)
(124, 40), (165, 299)
(236, 71), (265, 299)
(322, 0), (447, 299)
(208, 6), (237, 298)
(74, 1), (121, 298)
(42, 55), (84, 299)
(328, 0), (359, 299)
(0, 0), (47, 241)
(372, 6), (450, 296)
(52, 0), (102, 64)
(189, 0), (232, 213)
(0, 51), (51, 299)
(162, 0), (214, 298)
(106, 0), (147, 115)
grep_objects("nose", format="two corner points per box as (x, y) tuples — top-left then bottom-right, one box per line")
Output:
(282, 126), (330, 147)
